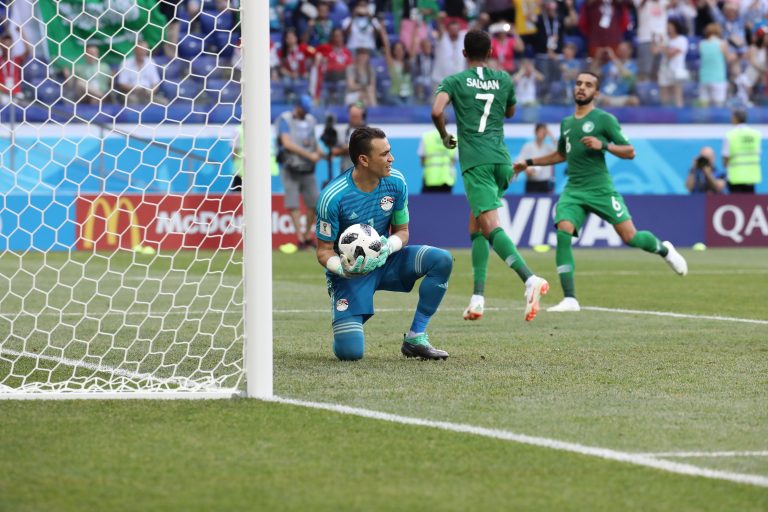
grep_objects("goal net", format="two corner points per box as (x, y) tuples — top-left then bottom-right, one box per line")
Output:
(0, 0), (265, 398)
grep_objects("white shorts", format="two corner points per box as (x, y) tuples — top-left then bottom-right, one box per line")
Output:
(699, 82), (728, 105)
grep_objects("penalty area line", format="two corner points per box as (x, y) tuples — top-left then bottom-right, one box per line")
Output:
(269, 396), (768, 489)
(638, 451), (768, 458)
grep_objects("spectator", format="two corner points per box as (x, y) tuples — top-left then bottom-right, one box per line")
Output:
(418, 129), (457, 192)
(634, 0), (668, 81)
(708, 0), (747, 56)
(159, 0), (184, 57)
(512, 58), (544, 104)
(334, 101), (367, 172)
(442, 0), (469, 26)
(384, 40), (414, 105)
(598, 43), (640, 106)
(116, 40), (165, 105)
(345, 47), (378, 106)
(489, 22), (524, 74)
(0, 31), (22, 101)
(656, 19), (689, 107)
(559, 40), (581, 101)
(531, 0), (568, 84)
(72, 45), (112, 104)
(276, 94), (325, 249)
(516, 123), (556, 193)
(667, 0), (697, 37)
(514, 0), (540, 46)
(485, 0), (516, 24)
(393, 0), (438, 53)
(412, 37), (436, 102)
(693, 0), (717, 37)
(279, 27), (315, 84)
(303, 1), (336, 46)
(342, 0), (388, 52)
(722, 108), (762, 193)
(686, 146), (726, 193)
(698, 23), (732, 107)
(735, 26), (767, 106)
(315, 27), (353, 104)
(431, 13), (468, 89)
(578, 0), (633, 58)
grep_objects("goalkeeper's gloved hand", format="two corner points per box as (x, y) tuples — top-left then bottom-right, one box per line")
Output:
(346, 255), (366, 274)
(374, 235), (392, 268)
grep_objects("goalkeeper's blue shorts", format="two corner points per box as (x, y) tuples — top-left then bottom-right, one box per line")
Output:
(326, 245), (434, 323)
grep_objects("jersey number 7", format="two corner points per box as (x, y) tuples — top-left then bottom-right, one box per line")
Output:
(475, 93), (494, 133)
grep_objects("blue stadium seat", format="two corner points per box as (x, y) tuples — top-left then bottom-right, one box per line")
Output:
(36, 79), (61, 104)
(158, 57), (189, 81)
(23, 59), (48, 82)
(218, 82), (241, 103)
(686, 36), (701, 63)
(191, 55), (218, 77)
(178, 77), (203, 100)
(563, 35), (586, 58)
(178, 34), (204, 59)
(636, 81), (661, 106)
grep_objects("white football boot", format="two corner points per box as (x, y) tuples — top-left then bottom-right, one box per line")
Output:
(524, 276), (549, 321)
(463, 294), (485, 321)
(547, 297), (581, 312)
(662, 241), (688, 276)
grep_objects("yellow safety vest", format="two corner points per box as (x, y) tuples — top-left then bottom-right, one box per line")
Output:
(233, 125), (279, 178)
(726, 126), (762, 185)
(422, 131), (456, 187)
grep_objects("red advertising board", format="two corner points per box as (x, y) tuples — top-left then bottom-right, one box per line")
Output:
(76, 194), (307, 250)
(705, 195), (768, 247)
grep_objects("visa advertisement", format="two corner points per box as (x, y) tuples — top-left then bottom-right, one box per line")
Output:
(2, 193), (766, 251)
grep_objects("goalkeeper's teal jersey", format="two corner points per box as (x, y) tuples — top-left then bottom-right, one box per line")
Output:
(315, 168), (409, 246)
(436, 66), (516, 173)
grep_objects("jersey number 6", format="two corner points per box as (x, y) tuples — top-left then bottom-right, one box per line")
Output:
(475, 93), (494, 133)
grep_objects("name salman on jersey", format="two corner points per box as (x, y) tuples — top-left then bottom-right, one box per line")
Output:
(465, 77), (501, 90)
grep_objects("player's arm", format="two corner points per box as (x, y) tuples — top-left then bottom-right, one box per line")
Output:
(431, 91), (457, 149)
(513, 149), (566, 174)
(581, 137), (636, 159)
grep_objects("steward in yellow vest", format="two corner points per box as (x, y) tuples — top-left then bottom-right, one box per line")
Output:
(722, 109), (762, 193)
(419, 129), (457, 193)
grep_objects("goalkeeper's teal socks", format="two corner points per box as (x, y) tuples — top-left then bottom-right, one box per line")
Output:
(410, 247), (453, 334)
(555, 229), (576, 298)
(470, 232), (489, 295)
(488, 227), (533, 283)
(332, 316), (365, 361)
(628, 231), (668, 256)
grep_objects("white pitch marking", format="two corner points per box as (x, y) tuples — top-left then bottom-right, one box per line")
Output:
(269, 396), (768, 488)
(581, 306), (768, 325)
(638, 451), (768, 458)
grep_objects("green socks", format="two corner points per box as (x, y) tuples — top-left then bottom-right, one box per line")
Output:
(488, 227), (533, 283)
(555, 230), (576, 298)
(628, 231), (668, 256)
(470, 232), (489, 295)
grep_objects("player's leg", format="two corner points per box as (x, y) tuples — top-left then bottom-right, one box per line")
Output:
(465, 212), (488, 320)
(300, 173), (319, 248)
(615, 219), (688, 275)
(603, 190), (688, 276)
(378, 246), (452, 360)
(548, 191), (587, 312)
(327, 274), (376, 361)
(281, 169), (305, 246)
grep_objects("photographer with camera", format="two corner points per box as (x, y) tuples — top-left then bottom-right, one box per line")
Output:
(329, 102), (368, 175)
(686, 146), (726, 194)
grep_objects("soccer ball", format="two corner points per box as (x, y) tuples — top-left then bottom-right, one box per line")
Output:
(338, 223), (382, 271)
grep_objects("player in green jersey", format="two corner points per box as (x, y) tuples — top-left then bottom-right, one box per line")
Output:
(431, 29), (549, 322)
(513, 71), (688, 312)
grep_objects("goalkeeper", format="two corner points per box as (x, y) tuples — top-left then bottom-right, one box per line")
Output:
(315, 127), (453, 361)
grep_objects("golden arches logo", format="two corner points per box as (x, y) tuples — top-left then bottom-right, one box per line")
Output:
(81, 196), (141, 249)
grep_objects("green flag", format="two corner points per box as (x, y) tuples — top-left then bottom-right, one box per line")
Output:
(39, 0), (167, 69)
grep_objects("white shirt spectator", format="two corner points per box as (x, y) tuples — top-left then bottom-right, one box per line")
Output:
(514, 73), (538, 104)
(431, 30), (467, 86)
(117, 56), (161, 90)
(342, 15), (382, 51)
(634, 0), (668, 43)
(658, 34), (688, 85)
(517, 139), (556, 182)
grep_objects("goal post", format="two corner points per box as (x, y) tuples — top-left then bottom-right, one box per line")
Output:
(0, 0), (272, 399)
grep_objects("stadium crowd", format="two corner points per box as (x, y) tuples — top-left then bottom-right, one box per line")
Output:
(266, 0), (768, 108)
(0, 0), (764, 108)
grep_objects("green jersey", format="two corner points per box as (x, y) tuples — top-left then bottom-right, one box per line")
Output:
(436, 66), (516, 172)
(557, 108), (630, 190)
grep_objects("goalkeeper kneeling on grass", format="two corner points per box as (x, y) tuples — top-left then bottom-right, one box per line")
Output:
(315, 126), (453, 361)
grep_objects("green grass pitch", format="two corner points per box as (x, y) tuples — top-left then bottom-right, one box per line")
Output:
(1, 247), (767, 511)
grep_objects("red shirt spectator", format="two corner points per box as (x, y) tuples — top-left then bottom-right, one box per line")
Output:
(279, 28), (316, 79)
(316, 28), (353, 79)
(579, 0), (632, 57)
(489, 23), (524, 73)
(0, 51), (22, 96)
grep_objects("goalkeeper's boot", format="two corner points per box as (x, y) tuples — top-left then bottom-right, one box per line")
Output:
(401, 333), (449, 361)
(463, 294), (485, 321)
(547, 297), (581, 312)
(662, 241), (688, 276)
(524, 275), (549, 322)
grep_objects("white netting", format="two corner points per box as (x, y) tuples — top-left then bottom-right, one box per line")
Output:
(0, 0), (244, 396)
